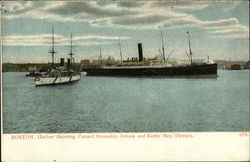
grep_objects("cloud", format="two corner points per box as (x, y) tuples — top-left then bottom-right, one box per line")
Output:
(73, 35), (131, 41)
(3, 1), (202, 23)
(3, 1), (141, 23)
(116, 2), (144, 8)
(46, 2), (137, 18)
(2, 1), (82, 22)
(210, 32), (249, 39)
(202, 18), (239, 29)
(2, 1), (249, 39)
(111, 10), (199, 28)
(150, 1), (210, 10)
(113, 14), (171, 26)
(3, 34), (63, 46)
(3, 34), (132, 46)
(200, 18), (249, 38)
(1, 1), (33, 14)
(4, 34), (64, 39)
(72, 1), (206, 29)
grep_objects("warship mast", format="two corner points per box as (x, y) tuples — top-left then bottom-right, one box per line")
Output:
(69, 33), (74, 66)
(49, 26), (56, 68)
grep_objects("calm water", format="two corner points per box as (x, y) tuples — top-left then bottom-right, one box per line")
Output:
(3, 70), (249, 133)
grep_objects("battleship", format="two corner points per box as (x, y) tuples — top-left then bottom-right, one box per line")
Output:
(35, 28), (81, 86)
(82, 31), (217, 77)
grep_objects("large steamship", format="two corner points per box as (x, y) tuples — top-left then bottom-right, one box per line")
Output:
(82, 31), (217, 77)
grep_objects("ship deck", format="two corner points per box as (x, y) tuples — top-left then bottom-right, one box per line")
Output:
(97, 63), (215, 69)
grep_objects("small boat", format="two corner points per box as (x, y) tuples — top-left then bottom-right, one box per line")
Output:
(26, 71), (42, 77)
(224, 64), (242, 70)
(243, 60), (250, 69)
(26, 66), (42, 77)
(35, 28), (81, 86)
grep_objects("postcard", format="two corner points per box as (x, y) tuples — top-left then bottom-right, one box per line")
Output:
(1, 0), (249, 161)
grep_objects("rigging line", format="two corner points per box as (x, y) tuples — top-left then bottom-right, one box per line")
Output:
(166, 49), (175, 61)
(119, 37), (123, 61)
(185, 51), (191, 63)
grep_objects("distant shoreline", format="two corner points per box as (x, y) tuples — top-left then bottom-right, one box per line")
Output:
(2, 63), (48, 72)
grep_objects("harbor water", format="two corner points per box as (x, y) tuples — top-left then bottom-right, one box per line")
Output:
(3, 70), (249, 133)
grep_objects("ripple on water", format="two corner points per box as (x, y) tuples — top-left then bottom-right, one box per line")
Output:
(2, 71), (250, 133)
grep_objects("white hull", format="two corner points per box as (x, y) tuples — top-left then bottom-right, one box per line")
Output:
(35, 74), (81, 86)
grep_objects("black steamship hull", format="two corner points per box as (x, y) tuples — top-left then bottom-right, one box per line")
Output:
(83, 63), (217, 77)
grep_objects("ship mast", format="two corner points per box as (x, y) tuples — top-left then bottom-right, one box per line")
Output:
(119, 37), (123, 61)
(49, 26), (56, 68)
(69, 33), (74, 66)
(159, 27), (166, 63)
(187, 31), (192, 65)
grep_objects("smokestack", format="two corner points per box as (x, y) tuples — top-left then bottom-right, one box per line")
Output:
(138, 43), (143, 61)
(67, 58), (71, 67)
(60, 58), (64, 66)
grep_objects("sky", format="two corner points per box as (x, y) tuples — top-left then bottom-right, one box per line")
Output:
(1, 1), (249, 63)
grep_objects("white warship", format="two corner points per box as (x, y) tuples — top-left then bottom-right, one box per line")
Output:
(35, 28), (81, 86)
